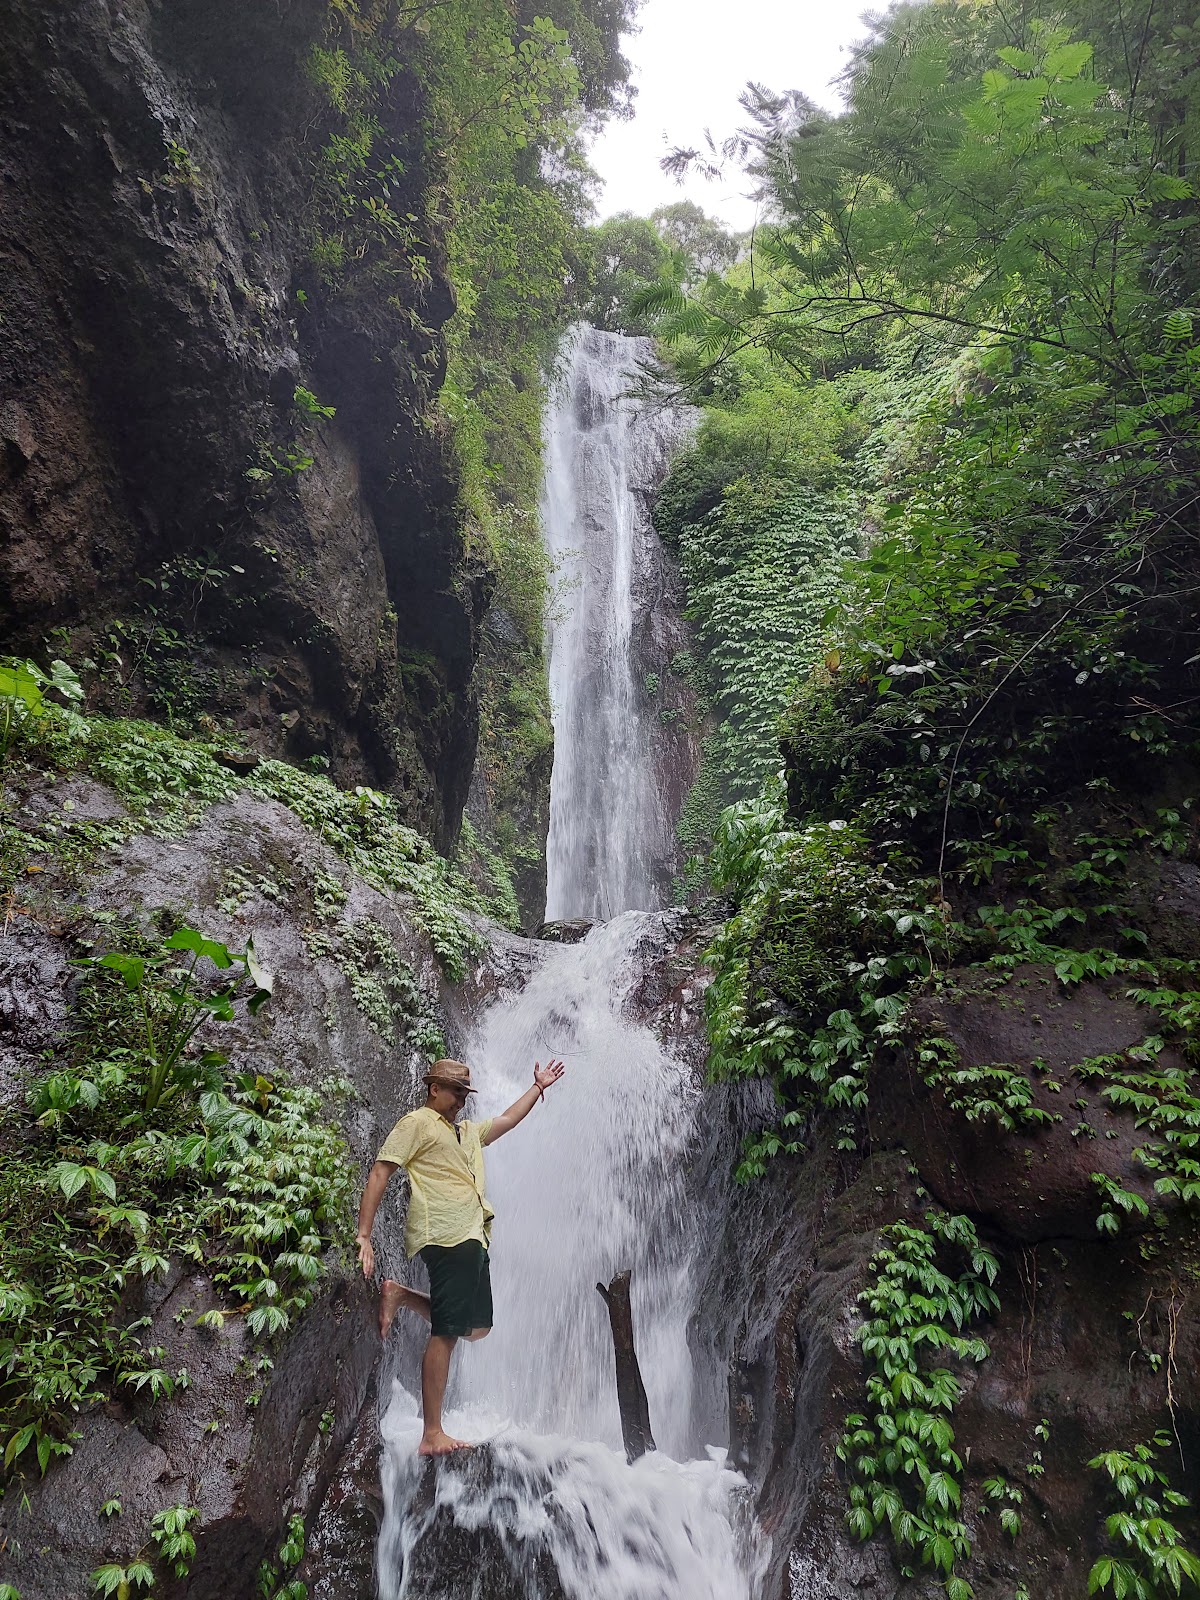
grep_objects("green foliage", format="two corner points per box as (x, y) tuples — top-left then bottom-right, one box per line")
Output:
(77, 927), (271, 1112)
(649, 201), (740, 283)
(915, 1036), (1058, 1133)
(306, 913), (444, 1051)
(582, 213), (679, 332)
(673, 482), (855, 825)
(5, 699), (490, 977)
(656, 15), (1193, 375)
(68, 719), (241, 832)
(703, 785), (948, 1172)
(293, 386), (336, 421)
(652, 28), (1200, 1600)
(91, 1562), (154, 1597)
(456, 814), (521, 931)
(1, 936), (351, 1477)
(0, 658), (83, 765)
(150, 1504), (199, 1579)
(1088, 1433), (1200, 1598)
(981, 1474), (1024, 1540)
(257, 1510), (310, 1600)
(1076, 1014), (1200, 1230)
(839, 1213), (999, 1593)
(256, 1512), (308, 1600)
(246, 760), (483, 978)
(402, 0), (599, 903)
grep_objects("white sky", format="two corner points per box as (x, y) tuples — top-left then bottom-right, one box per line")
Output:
(587, 0), (873, 231)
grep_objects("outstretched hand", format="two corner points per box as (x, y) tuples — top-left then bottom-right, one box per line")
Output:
(357, 1235), (375, 1278)
(534, 1058), (565, 1093)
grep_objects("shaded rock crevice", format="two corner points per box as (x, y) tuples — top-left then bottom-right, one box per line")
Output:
(0, 0), (483, 844)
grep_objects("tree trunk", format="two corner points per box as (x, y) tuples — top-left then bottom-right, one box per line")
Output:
(596, 1270), (656, 1462)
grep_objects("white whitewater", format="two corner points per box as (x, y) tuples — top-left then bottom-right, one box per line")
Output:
(455, 916), (700, 1452)
(376, 327), (765, 1600)
(543, 324), (694, 921)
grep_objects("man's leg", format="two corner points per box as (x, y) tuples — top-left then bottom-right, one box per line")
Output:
(419, 1334), (472, 1454)
(380, 1280), (430, 1339)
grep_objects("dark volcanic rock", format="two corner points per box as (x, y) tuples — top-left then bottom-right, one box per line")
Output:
(296, 1397), (384, 1600)
(384, 1448), (567, 1600)
(0, 774), (499, 1597)
(0, 0), (484, 845)
(692, 955), (1200, 1600)
(536, 918), (594, 944)
(890, 964), (1168, 1240)
(0, 1269), (379, 1600)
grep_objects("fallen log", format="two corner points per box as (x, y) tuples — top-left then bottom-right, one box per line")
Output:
(596, 1270), (656, 1462)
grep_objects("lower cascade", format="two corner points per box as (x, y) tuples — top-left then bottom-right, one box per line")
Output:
(374, 333), (765, 1596)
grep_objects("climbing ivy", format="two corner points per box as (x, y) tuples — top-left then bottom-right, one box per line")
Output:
(703, 783), (945, 1172)
(656, 479), (858, 861)
(839, 1213), (999, 1599)
(1087, 1434), (1200, 1599)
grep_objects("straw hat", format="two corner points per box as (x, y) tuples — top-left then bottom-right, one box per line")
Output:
(423, 1058), (474, 1090)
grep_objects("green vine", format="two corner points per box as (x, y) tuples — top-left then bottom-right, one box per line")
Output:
(1087, 1433), (1200, 1599)
(840, 1212), (999, 1600)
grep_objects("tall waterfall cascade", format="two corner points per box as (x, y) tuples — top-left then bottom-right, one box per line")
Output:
(543, 324), (696, 921)
(377, 328), (765, 1599)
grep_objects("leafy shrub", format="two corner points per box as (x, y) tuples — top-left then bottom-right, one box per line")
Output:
(78, 928), (270, 1112)
(0, 930), (351, 1479)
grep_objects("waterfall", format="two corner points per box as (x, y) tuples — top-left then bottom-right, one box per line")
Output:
(375, 328), (765, 1599)
(543, 325), (694, 921)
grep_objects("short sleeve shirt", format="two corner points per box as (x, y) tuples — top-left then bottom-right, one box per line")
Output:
(377, 1106), (495, 1257)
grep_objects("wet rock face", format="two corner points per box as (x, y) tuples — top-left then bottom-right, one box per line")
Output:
(0, 777), (476, 1597)
(396, 1451), (568, 1600)
(296, 1401), (384, 1600)
(536, 918), (594, 944)
(698, 953), (1200, 1600)
(0, 1265), (378, 1600)
(0, 0), (482, 845)
(894, 965), (1169, 1241)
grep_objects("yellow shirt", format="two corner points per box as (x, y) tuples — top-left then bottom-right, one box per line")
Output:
(377, 1106), (495, 1257)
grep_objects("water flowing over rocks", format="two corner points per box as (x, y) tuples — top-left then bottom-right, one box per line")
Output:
(6, 278), (1198, 1599)
(542, 326), (699, 920)
(373, 328), (768, 1598)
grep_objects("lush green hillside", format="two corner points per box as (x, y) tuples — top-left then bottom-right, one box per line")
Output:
(607, 2), (1200, 1592)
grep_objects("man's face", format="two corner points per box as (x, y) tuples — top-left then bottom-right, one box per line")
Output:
(429, 1078), (471, 1121)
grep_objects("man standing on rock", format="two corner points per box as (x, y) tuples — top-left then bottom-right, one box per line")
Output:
(355, 1056), (565, 1456)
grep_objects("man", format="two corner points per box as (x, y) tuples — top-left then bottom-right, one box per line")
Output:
(355, 1055), (565, 1456)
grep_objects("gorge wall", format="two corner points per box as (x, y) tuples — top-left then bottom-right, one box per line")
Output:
(0, 0), (482, 846)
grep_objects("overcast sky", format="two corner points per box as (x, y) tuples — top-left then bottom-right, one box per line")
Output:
(587, 0), (873, 231)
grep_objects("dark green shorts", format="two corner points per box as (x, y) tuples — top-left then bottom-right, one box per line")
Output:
(419, 1239), (493, 1338)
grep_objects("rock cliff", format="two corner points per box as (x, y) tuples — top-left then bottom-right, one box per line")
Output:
(0, 0), (483, 846)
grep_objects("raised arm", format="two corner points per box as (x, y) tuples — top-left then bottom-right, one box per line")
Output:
(482, 1059), (565, 1145)
(355, 1159), (399, 1277)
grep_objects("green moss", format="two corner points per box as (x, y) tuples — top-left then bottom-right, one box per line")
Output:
(306, 912), (444, 1052)
(456, 814), (521, 930)
(5, 707), (484, 979)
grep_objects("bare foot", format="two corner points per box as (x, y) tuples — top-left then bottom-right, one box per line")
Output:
(418, 1429), (474, 1456)
(379, 1279), (406, 1339)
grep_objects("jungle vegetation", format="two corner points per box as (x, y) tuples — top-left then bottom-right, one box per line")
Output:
(605, 0), (1200, 1591)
